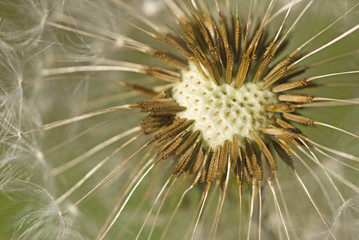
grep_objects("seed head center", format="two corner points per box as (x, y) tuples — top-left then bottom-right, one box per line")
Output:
(172, 63), (278, 148)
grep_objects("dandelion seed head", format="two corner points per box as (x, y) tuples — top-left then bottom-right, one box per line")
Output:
(2, 0), (359, 239)
(172, 63), (278, 148)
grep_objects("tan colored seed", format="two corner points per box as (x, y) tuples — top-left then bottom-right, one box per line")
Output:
(206, 146), (221, 183)
(282, 112), (315, 126)
(272, 140), (294, 170)
(266, 103), (297, 113)
(272, 79), (308, 93)
(138, 99), (186, 115)
(278, 94), (314, 103)
(251, 130), (277, 178)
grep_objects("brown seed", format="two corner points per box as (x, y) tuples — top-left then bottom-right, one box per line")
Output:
(173, 141), (201, 177)
(266, 103), (297, 113)
(276, 119), (302, 134)
(138, 99), (186, 115)
(272, 140), (294, 170)
(206, 146), (221, 183)
(218, 140), (230, 180)
(278, 94), (314, 103)
(140, 115), (175, 135)
(272, 79), (308, 93)
(282, 112), (315, 126)
(174, 130), (201, 158)
(251, 130), (277, 178)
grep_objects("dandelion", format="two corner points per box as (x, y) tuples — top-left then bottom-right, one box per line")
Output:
(1, 0), (359, 239)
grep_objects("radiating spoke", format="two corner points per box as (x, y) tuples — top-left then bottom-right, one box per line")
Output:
(294, 171), (336, 239)
(23, 104), (136, 134)
(247, 183), (256, 240)
(56, 133), (143, 204)
(98, 160), (156, 240)
(269, 180), (290, 240)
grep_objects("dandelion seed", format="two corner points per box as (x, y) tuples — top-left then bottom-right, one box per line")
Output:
(1, 0), (359, 239)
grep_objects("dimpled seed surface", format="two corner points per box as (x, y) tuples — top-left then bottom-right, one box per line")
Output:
(172, 63), (278, 148)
